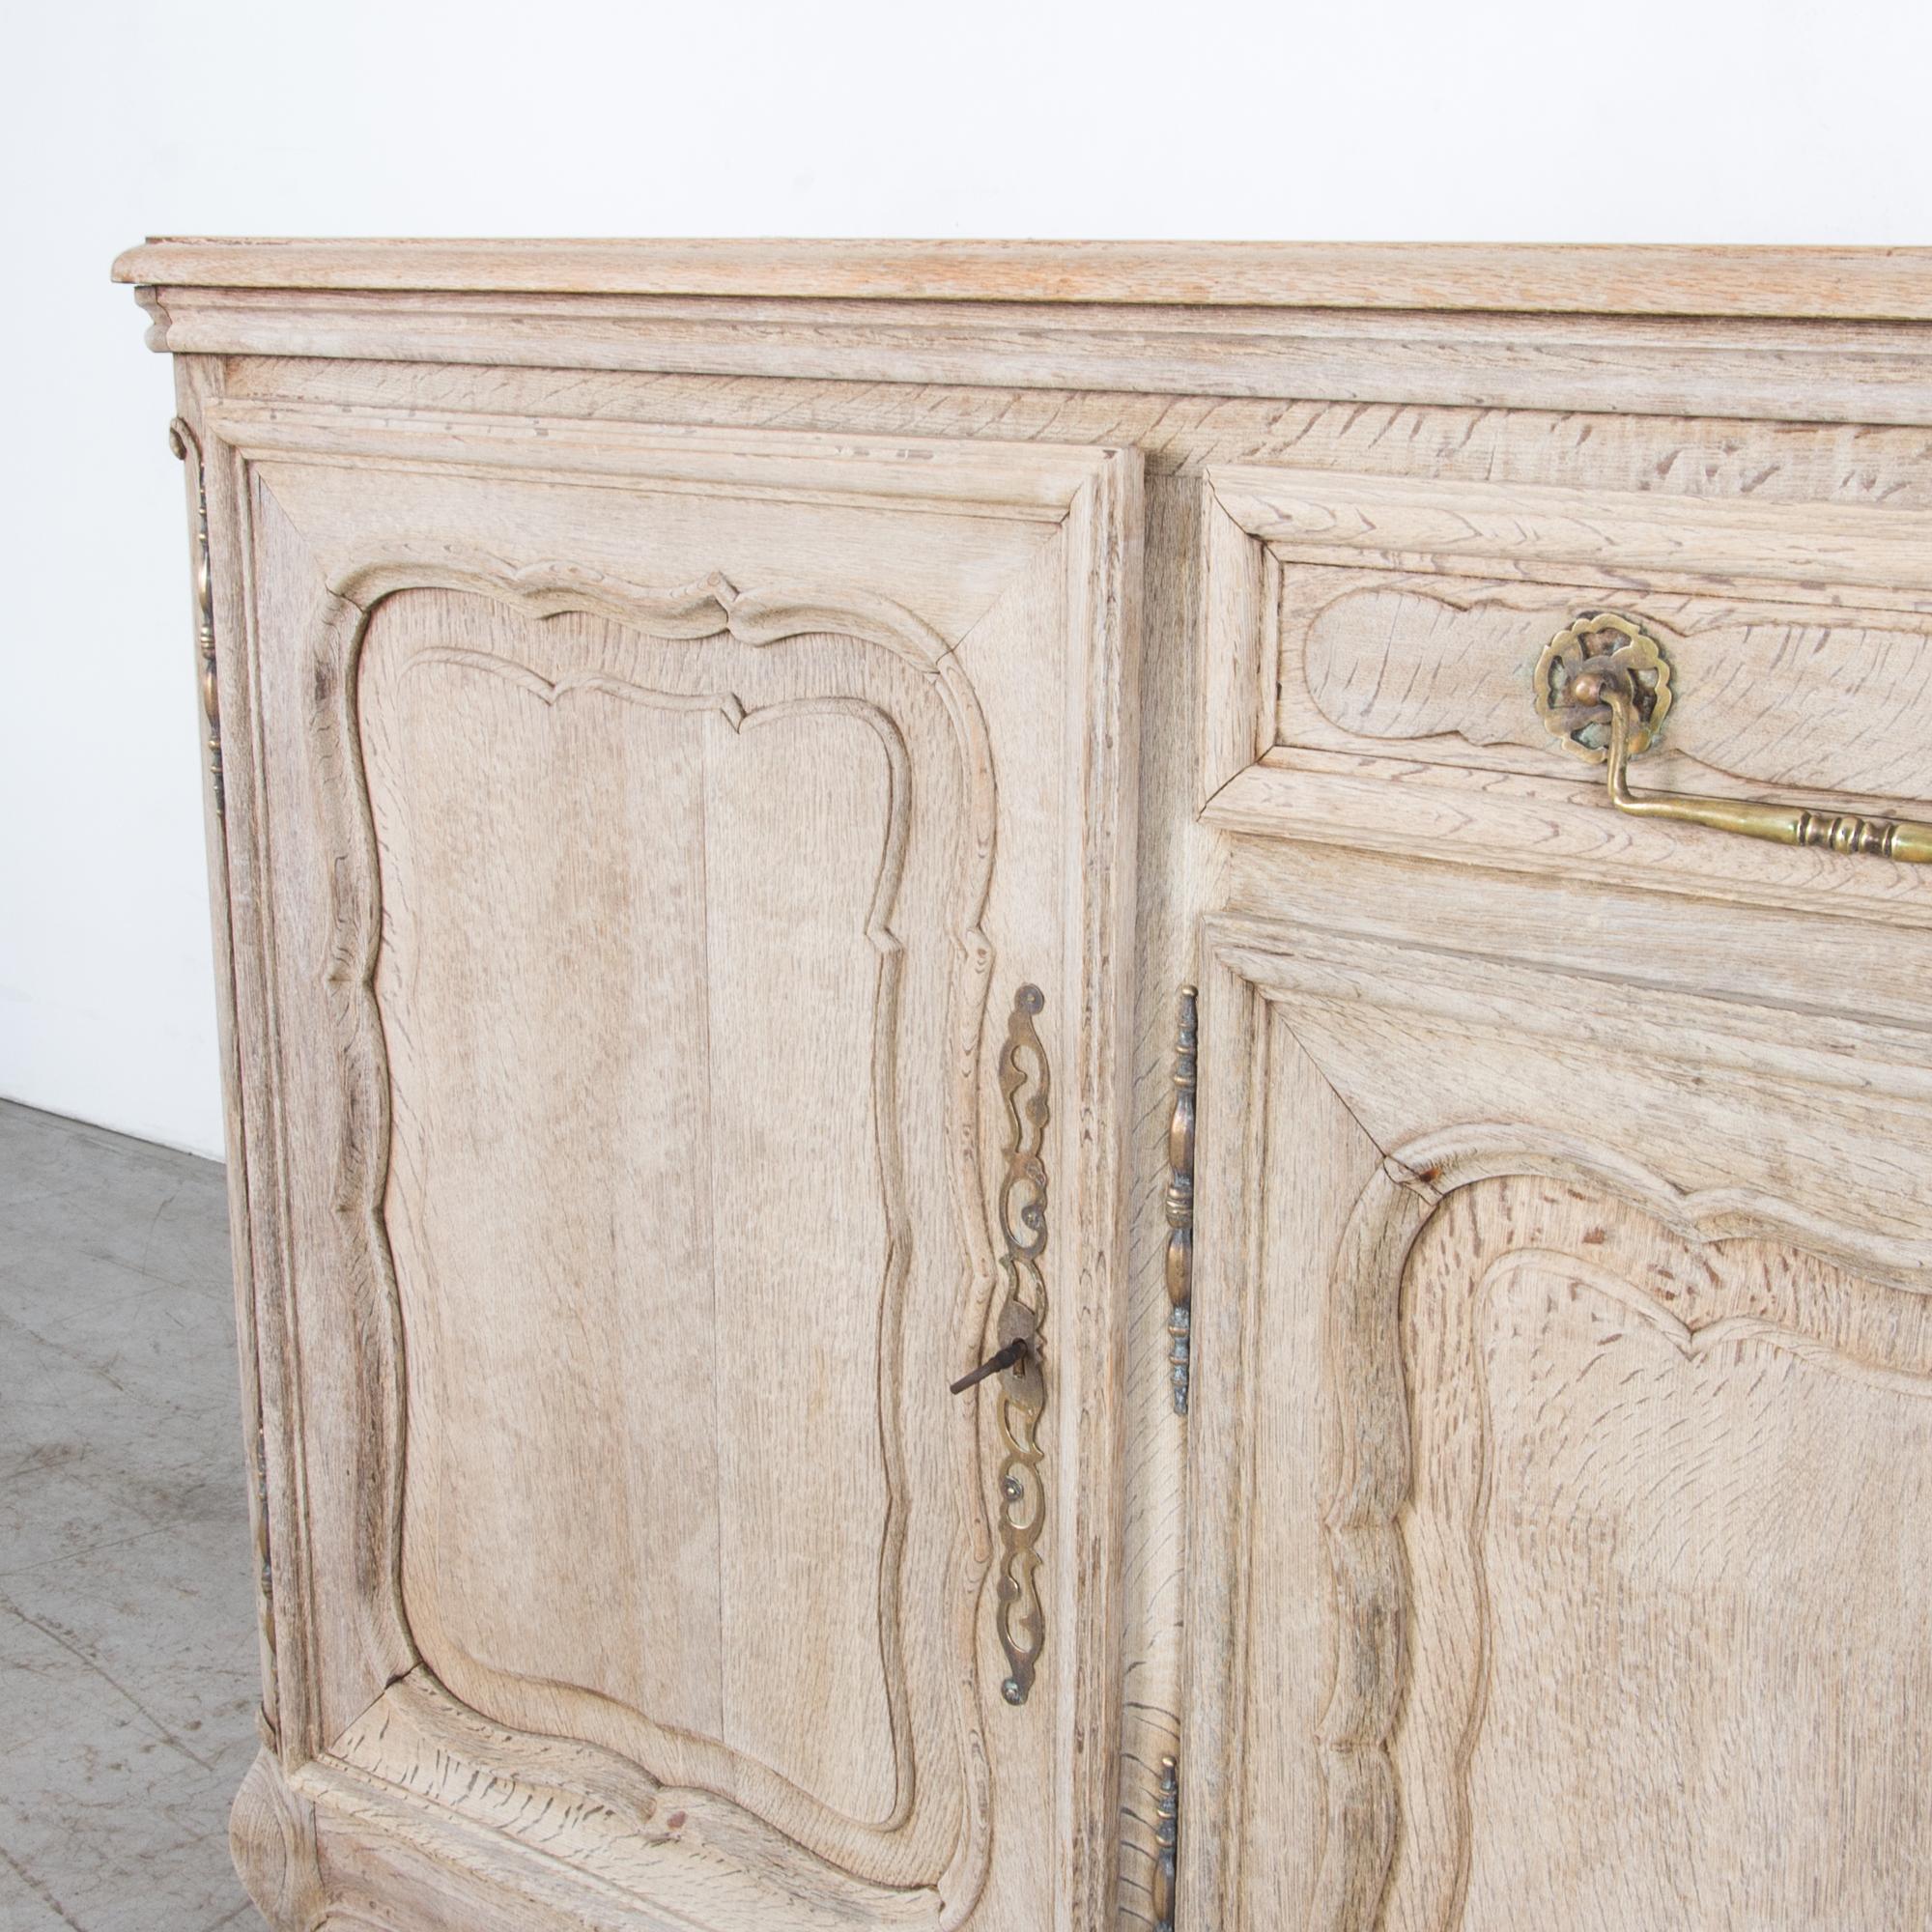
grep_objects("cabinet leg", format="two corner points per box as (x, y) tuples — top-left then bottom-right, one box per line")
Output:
(229, 1748), (327, 1931)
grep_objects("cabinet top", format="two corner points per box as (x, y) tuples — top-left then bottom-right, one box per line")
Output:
(111, 237), (1932, 320)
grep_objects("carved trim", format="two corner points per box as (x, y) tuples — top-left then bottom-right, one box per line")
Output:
(144, 295), (1932, 430)
(307, 551), (1001, 1912)
(1383, 1122), (1932, 1284)
(193, 407), (1141, 1928)
(1285, 576), (1932, 803)
(207, 400), (1105, 521)
(1196, 469), (1932, 933)
(1165, 986), (1197, 1416)
(229, 1748), (326, 1932)
(1421, 1242), (1932, 1928)
(377, 641), (923, 1841)
(991, 982), (1051, 1705)
(167, 418), (223, 814)
(173, 415), (281, 1751)
(1311, 1127), (1932, 1932)
(1187, 923), (1932, 1932)
(114, 237), (1932, 320)
(1206, 464), (1932, 607)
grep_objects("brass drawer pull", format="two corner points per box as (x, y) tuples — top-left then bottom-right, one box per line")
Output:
(1536, 612), (1932, 865)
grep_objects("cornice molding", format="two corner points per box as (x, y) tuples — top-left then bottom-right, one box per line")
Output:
(131, 287), (1932, 427)
(113, 238), (1932, 321)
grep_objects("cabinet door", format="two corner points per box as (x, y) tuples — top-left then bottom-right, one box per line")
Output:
(1182, 915), (1932, 1931)
(203, 401), (1139, 1931)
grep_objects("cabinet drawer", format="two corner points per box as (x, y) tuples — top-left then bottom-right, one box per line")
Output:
(1199, 464), (1932, 924)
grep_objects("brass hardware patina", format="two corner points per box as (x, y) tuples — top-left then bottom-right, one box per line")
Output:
(1533, 610), (1672, 762)
(982, 982), (1051, 1706)
(168, 417), (224, 816)
(1535, 611), (1932, 864)
(1582, 667), (1932, 860)
(1165, 987), (1197, 1417)
(1538, 614), (1932, 866)
(252, 1425), (278, 1749)
(1151, 1754), (1179, 1931)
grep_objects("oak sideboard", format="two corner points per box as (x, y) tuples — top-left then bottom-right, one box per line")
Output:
(115, 239), (1932, 1931)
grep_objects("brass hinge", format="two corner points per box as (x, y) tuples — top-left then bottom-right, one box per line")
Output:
(1151, 1753), (1179, 1930)
(1165, 986), (1197, 1415)
(168, 418), (224, 817)
(251, 1423), (279, 1749)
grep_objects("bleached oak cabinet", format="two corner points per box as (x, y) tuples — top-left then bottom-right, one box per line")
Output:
(118, 241), (1932, 1932)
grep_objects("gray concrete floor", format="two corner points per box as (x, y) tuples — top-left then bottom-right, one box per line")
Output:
(0, 1100), (259, 1930)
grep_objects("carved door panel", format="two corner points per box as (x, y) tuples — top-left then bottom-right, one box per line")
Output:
(1181, 915), (1932, 1931)
(203, 403), (1139, 1931)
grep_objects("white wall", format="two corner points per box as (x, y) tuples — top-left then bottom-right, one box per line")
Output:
(5, 0), (1929, 1158)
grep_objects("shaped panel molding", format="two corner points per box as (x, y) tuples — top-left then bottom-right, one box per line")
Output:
(1181, 915), (1932, 1932)
(1195, 467), (1932, 927)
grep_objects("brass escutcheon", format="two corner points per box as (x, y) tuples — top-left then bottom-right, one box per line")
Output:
(1533, 610), (1674, 762)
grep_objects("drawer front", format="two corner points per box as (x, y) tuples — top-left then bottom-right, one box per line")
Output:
(1199, 464), (1932, 924)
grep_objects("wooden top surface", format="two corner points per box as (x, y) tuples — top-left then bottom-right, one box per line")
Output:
(110, 238), (1932, 320)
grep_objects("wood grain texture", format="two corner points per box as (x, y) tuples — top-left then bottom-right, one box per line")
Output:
(121, 242), (1932, 1932)
(1204, 751), (1932, 931)
(111, 238), (1932, 319)
(215, 353), (1932, 502)
(192, 395), (1139, 1929)
(1213, 837), (1932, 1037)
(229, 1747), (327, 1931)
(1208, 463), (1932, 603)
(1284, 571), (1932, 802)
(1200, 462), (1932, 928)
(328, 1671), (944, 1930)
(1111, 473), (1214, 1931)
(1393, 1179), (1932, 1931)
(165, 366), (285, 1760)
(129, 289), (1932, 427)
(1183, 915), (1932, 1932)
(354, 585), (963, 1882)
